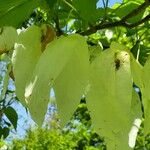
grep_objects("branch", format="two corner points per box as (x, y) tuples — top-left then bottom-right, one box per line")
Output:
(123, 14), (150, 28)
(80, 1), (150, 36)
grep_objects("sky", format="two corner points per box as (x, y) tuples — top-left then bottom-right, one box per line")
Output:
(97, 0), (122, 7)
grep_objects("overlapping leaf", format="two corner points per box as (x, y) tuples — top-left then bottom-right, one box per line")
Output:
(142, 55), (150, 134)
(130, 54), (143, 88)
(12, 25), (42, 106)
(25, 34), (89, 125)
(86, 46), (137, 149)
(54, 36), (89, 126)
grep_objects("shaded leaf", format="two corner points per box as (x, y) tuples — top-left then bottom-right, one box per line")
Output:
(142, 55), (150, 134)
(131, 42), (150, 66)
(0, 126), (2, 138)
(4, 106), (18, 130)
(72, 0), (102, 27)
(54, 36), (89, 126)
(0, 0), (40, 28)
(2, 127), (9, 139)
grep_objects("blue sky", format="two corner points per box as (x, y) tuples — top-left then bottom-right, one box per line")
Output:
(97, 0), (122, 7)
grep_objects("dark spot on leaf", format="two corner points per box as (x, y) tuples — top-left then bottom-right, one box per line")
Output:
(115, 59), (121, 70)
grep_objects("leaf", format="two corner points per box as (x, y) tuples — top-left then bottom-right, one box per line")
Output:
(113, 1), (145, 23)
(4, 106), (18, 130)
(0, 27), (18, 54)
(138, 45), (150, 66)
(130, 42), (140, 60)
(54, 37), (89, 126)
(0, 126), (3, 138)
(130, 88), (142, 123)
(130, 53), (143, 88)
(12, 25), (42, 106)
(45, 0), (57, 9)
(2, 127), (9, 139)
(0, 0), (40, 28)
(87, 47), (133, 150)
(72, 0), (102, 27)
(142, 55), (150, 134)
(25, 34), (88, 125)
(131, 42), (150, 66)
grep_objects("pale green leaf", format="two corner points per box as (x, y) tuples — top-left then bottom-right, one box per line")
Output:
(142, 56), (150, 134)
(25, 34), (88, 125)
(54, 37), (89, 126)
(12, 25), (42, 106)
(87, 48), (133, 150)
(130, 89), (142, 120)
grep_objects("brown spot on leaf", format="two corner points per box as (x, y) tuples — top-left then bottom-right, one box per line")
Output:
(41, 25), (56, 52)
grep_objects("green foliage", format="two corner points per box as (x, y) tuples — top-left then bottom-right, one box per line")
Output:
(4, 106), (18, 130)
(0, 0), (150, 149)
(10, 100), (106, 150)
(10, 127), (103, 150)
(0, 0), (40, 28)
(54, 36), (89, 126)
(11, 128), (75, 150)
(72, 0), (102, 28)
(131, 42), (150, 66)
